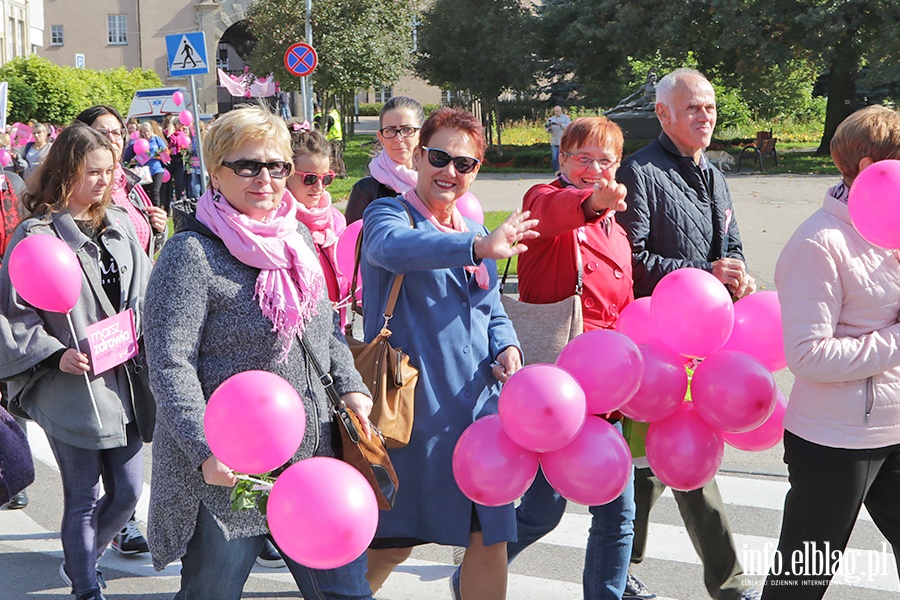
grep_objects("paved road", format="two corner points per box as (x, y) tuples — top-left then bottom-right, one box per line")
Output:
(6, 171), (898, 599)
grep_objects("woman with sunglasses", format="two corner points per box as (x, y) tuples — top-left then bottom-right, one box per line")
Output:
(345, 96), (425, 224)
(287, 122), (349, 323)
(75, 106), (168, 257)
(511, 117), (635, 600)
(142, 106), (375, 600)
(362, 107), (538, 600)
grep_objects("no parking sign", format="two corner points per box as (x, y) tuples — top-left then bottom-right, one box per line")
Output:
(284, 42), (318, 77)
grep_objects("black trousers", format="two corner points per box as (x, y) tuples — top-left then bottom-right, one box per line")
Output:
(632, 468), (751, 599)
(762, 431), (900, 599)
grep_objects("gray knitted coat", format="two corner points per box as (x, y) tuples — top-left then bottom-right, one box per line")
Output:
(143, 218), (369, 570)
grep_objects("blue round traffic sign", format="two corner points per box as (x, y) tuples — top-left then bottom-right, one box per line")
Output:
(284, 43), (317, 77)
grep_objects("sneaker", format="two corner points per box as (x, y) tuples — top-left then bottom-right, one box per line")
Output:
(112, 519), (149, 555)
(256, 538), (286, 569)
(740, 590), (761, 600)
(451, 546), (465, 566)
(60, 563), (106, 591)
(448, 567), (461, 600)
(75, 592), (106, 600)
(623, 573), (657, 600)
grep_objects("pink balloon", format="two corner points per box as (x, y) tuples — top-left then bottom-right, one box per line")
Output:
(498, 364), (586, 453)
(651, 268), (734, 358)
(267, 458), (377, 569)
(0, 149), (11, 168)
(336, 219), (363, 290)
(556, 330), (644, 414)
(456, 192), (484, 225)
(691, 351), (777, 433)
(172, 90), (184, 106)
(133, 138), (150, 155)
(615, 297), (661, 347)
(848, 159), (900, 249)
(204, 371), (306, 474)
(720, 291), (786, 372)
(8, 235), (82, 313)
(619, 344), (687, 422)
(130, 130), (141, 141)
(646, 402), (724, 491)
(540, 416), (632, 506)
(179, 110), (194, 127)
(724, 388), (786, 451)
(161, 169), (171, 183)
(452, 415), (539, 506)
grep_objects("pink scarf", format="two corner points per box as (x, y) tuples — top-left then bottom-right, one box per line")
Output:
(110, 164), (152, 252)
(403, 188), (490, 290)
(196, 187), (325, 355)
(295, 190), (348, 300)
(369, 149), (417, 194)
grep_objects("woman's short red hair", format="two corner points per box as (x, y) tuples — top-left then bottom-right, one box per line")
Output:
(419, 107), (487, 162)
(560, 117), (624, 158)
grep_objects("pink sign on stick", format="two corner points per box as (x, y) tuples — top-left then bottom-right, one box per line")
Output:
(86, 309), (138, 375)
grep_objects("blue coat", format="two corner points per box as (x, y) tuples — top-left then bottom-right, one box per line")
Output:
(361, 196), (521, 547)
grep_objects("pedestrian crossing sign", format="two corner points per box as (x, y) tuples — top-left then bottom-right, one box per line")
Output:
(166, 32), (209, 77)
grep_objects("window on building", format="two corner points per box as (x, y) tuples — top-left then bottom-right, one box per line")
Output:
(374, 86), (393, 104)
(50, 25), (63, 46)
(6, 5), (25, 59)
(107, 15), (127, 45)
(217, 43), (229, 69)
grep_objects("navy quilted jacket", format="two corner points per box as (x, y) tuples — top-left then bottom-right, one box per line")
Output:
(616, 134), (746, 298)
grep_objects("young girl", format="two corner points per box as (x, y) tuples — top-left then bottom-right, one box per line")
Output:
(287, 123), (349, 321)
(0, 123), (154, 600)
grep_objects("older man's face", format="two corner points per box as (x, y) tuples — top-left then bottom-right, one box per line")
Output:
(657, 75), (717, 157)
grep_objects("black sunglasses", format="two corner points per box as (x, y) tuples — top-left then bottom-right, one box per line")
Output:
(295, 170), (336, 187)
(422, 147), (481, 174)
(222, 160), (292, 179)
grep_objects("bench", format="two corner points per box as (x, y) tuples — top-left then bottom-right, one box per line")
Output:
(737, 131), (779, 173)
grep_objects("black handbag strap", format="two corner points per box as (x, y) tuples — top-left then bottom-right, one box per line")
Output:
(499, 229), (583, 295)
(298, 335), (362, 445)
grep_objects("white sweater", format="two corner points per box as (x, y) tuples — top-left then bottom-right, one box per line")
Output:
(775, 188), (900, 449)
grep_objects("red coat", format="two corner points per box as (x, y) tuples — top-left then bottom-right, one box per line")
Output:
(517, 179), (634, 331)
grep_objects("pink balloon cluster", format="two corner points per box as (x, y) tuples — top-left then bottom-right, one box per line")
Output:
(453, 359), (633, 508)
(610, 270), (788, 491)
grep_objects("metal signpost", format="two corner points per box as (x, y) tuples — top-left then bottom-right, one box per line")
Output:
(166, 31), (209, 192)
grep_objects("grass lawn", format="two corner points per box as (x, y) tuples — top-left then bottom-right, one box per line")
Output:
(484, 211), (519, 276)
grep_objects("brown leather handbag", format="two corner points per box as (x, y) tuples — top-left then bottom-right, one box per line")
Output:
(344, 207), (419, 448)
(300, 336), (398, 510)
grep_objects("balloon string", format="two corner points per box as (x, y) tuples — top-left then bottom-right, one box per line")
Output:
(234, 473), (275, 491)
(65, 312), (103, 428)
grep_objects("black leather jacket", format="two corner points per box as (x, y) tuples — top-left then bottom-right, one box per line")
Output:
(345, 176), (396, 224)
(616, 133), (746, 298)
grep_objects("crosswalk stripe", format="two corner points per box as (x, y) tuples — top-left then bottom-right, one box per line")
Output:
(21, 423), (900, 595)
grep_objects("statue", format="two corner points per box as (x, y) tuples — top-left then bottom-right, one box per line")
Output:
(607, 70), (658, 114)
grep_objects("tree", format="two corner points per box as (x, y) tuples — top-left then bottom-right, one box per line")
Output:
(415, 0), (540, 149)
(247, 0), (417, 135)
(537, 0), (900, 151)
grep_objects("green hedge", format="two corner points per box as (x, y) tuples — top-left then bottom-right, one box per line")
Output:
(0, 55), (161, 124)
(357, 101), (443, 118)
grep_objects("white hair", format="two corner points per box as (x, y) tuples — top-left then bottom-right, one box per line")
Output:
(655, 68), (706, 109)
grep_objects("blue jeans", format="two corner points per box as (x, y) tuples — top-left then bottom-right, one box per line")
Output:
(176, 503), (373, 600)
(48, 423), (144, 597)
(551, 145), (561, 172)
(508, 421), (635, 600)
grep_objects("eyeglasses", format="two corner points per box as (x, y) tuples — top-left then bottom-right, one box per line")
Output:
(222, 160), (292, 179)
(561, 152), (619, 170)
(379, 126), (420, 139)
(422, 147), (481, 174)
(295, 170), (336, 187)
(96, 128), (125, 139)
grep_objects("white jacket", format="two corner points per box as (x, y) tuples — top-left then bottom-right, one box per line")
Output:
(775, 188), (900, 449)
